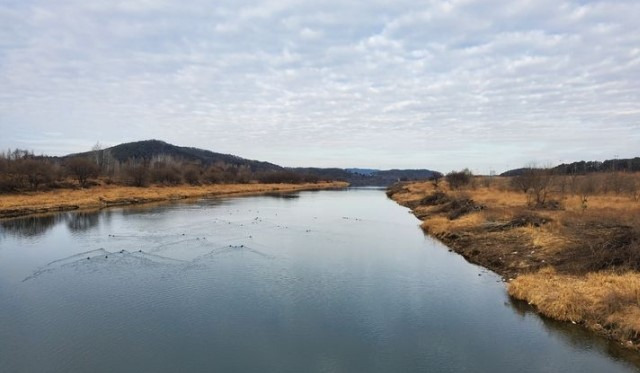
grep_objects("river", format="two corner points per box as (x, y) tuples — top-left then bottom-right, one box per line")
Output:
(0, 188), (638, 372)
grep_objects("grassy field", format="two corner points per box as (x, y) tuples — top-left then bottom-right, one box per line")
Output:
(388, 175), (640, 349)
(0, 181), (348, 218)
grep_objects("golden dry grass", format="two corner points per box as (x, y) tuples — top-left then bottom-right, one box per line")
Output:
(0, 181), (348, 216)
(389, 176), (640, 349)
(420, 212), (485, 234)
(465, 186), (527, 208)
(509, 268), (640, 348)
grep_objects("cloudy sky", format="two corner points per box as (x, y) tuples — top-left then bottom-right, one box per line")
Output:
(1, 0), (638, 173)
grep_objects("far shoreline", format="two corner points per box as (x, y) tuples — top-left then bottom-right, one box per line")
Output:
(0, 181), (349, 220)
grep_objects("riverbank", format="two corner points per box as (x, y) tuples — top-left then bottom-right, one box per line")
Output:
(0, 181), (348, 219)
(387, 179), (640, 350)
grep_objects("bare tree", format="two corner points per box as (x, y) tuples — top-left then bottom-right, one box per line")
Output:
(150, 162), (182, 185)
(445, 169), (473, 190)
(122, 159), (149, 187)
(66, 157), (99, 188)
(18, 159), (53, 190)
(575, 174), (597, 211)
(510, 166), (554, 207)
(527, 168), (554, 207)
(510, 168), (535, 194)
(430, 173), (443, 189)
(182, 166), (201, 185)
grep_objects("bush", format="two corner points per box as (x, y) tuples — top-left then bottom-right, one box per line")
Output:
(150, 164), (182, 185)
(17, 159), (53, 190)
(445, 169), (473, 190)
(183, 167), (201, 185)
(121, 160), (149, 187)
(0, 174), (22, 193)
(65, 157), (99, 188)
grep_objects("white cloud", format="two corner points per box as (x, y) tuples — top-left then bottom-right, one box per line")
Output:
(0, 0), (638, 173)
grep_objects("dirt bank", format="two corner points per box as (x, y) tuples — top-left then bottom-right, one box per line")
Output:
(0, 182), (348, 219)
(388, 179), (640, 350)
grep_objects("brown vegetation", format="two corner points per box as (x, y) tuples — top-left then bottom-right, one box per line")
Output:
(0, 181), (348, 219)
(388, 170), (640, 349)
(0, 148), (327, 194)
(0, 144), (347, 219)
(510, 269), (640, 348)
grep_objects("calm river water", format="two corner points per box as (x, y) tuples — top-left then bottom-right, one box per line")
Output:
(1, 188), (638, 372)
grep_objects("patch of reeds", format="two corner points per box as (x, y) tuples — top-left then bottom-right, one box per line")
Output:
(509, 268), (640, 348)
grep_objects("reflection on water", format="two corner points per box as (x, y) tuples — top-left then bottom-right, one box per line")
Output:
(263, 192), (300, 199)
(1, 210), (107, 238)
(508, 297), (640, 368)
(0, 214), (64, 238)
(0, 189), (638, 373)
(0, 193), (308, 239)
(66, 211), (101, 232)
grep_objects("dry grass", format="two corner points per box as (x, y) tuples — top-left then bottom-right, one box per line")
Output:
(388, 176), (640, 349)
(0, 181), (348, 218)
(509, 268), (640, 348)
(466, 186), (527, 208)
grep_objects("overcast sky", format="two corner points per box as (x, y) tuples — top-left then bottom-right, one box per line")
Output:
(1, 0), (638, 173)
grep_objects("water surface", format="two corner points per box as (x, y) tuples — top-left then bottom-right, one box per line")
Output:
(1, 189), (638, 372)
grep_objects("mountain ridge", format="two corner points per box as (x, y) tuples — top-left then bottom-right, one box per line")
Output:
(501, 157), (640, 176)
(67, 139), (441, 186)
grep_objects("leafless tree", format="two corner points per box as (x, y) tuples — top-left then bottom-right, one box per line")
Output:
(18, 159), (53, 190)
(575, 174), (597, 211)
(66, 157), (99, 188)
(182, 166), (201, 185)
(445, 169), (473, 190)
(122, 159), (149, 187)
(511, 166), (554, 207)
(430, 173), (443, 189)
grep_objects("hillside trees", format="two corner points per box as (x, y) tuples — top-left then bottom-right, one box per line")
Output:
(65, 157), (99, 188)
(20, 159), (54, 190)
(121, 159), (149, 187)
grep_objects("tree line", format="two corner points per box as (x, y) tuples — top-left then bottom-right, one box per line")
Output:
(433, 166), (639, 208)
(0, 148), (321, 193)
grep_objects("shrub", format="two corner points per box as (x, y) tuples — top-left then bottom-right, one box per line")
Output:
(183, 167), (201, 185)
(65, 157), (99, 188)
(150, 163), (182, 185)
(446, 169), (473, 190)
(121, 160), (149, 187)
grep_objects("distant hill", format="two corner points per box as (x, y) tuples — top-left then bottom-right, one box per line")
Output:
(66, 139), (440, 186)
(500, 157), (640, 176)
(345, 168), (379, 176)
(68, 140), (283, 173)
(553, 157), (640, 174)
(500, 168), (530, 177)
(290, 167), (441, 186)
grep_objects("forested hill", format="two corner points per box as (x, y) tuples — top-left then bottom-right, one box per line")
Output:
(67, 140), (440, 186)
(554, 157), (640, 174)
(69, 140), (282, 172)
(501, 157), (640, 176)
(287, 168), (441, 186)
